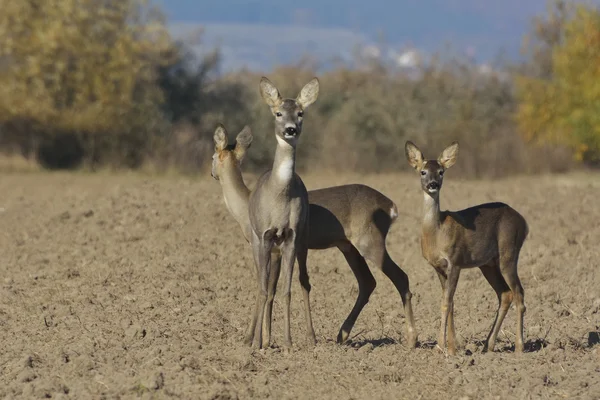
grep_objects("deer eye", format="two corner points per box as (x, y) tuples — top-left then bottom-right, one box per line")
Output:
(439, 170), (444, 176)
(297, 111), (303, 117)
(420, 170), (426, 176)
(276, 112), (282, 117)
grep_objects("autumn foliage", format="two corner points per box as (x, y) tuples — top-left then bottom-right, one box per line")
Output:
(0, 0), (597, 174)
(516, 1), (600, 164)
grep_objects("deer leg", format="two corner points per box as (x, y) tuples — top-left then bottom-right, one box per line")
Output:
(480, 263), (512, 353)
(499, 259), (526, 353)
(435, 272), (450, 349)
(280, 237), (297, 350)
(439, 265), (460, 355)
(336, 243), (376, 344)
(359, 240), (418, 349)
(244, 286), (262, 346)
(251, 235), (272, 350)
(262, 249), (281, 348)
(244, 242), (264, 346)
(380, 251), (418, 348)
(296, 243), (316, 346)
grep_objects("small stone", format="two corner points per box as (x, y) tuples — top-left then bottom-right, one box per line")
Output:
(125, 324), (143, 339)
(464, 342), (478, 355)
(18, 371), (37, 382)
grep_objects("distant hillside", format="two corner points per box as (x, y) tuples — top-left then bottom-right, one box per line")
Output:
(162, 0), (600, 72)
(169, 22), (371, 72)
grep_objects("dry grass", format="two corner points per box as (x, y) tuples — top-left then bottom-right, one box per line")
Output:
(0, 171), (599, 399)
(0, 153), (41, 173)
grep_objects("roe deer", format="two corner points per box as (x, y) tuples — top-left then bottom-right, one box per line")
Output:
(404, 141), (529, 355)
(212, 124), (417, 349)
(245, 76), (318, 350)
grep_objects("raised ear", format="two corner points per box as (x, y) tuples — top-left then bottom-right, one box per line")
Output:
(213, 124), (228, 152)
(405, 141), (424, 170)
(438, 141), (459, 169)
(296, 77), (319, 109)
(259, 77), (283, 109)
(234, 125), (253, 160)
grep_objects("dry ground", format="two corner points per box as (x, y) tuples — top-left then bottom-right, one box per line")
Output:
(1, 171), (599, 399)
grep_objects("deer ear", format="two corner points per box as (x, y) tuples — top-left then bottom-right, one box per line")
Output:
(405, 141), (424, 170)
(259, 77), (283, 109)
(214, 124), (228, 152)
(296, 77), (319, 109)
(438, 141), (459, 169)
(234, 125), (252, 161)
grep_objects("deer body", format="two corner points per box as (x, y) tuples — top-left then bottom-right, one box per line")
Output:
(241, 76), (322, 350)
(421, 201), (525, 271)
(212, 126), (417, 349)
(406, 141), (528, 355)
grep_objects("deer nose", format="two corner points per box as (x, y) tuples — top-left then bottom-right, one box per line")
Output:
(426, 181), (439, 190)
(285, 126), (297, 136)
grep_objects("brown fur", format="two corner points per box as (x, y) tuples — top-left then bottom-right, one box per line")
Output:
(245, 76), (318, 350)
(212, 125), (417, 348)
(405, 140), (529, 355)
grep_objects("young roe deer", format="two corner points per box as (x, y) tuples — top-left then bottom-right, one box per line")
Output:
(212, 124), (417, 349)
(246, 76), (318, 350)
(404, 141), (529, 355)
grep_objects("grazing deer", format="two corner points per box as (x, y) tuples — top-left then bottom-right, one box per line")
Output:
(211, 124), (417, 349)
(245, 76), (319, 350)
(404, 141), (529, 355)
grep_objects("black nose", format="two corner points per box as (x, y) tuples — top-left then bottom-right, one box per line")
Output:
(426, 182), (439, 190)
(285, 126), (297, 136)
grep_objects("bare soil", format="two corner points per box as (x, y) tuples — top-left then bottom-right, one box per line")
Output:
(1, 171), (599, 399)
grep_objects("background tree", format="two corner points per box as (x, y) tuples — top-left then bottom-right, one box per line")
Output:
(516, 1), (600, 164)
(0, 0), (175, 168)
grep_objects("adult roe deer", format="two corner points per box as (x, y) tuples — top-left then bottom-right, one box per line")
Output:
(405, 140), (528, 355)
(211, 123), (417, 349)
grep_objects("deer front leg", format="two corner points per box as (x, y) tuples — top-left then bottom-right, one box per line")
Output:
(251, 235), (273, 350)
(244, 238), (264, 346)
(262, 249), (282, 348)
(280, 235), (297, 350)
(439, 263), (460, 355)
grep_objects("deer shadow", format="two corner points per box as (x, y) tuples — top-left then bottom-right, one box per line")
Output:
(346, 337), (398, 349)
(415, 338), (548, 353)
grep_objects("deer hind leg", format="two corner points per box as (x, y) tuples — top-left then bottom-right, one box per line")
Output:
(262, 249), (282, 348)
(336, 242), (376, 344)
(499, 256), (526, 353)
(360, 239), (417, 349)
(479, 262), (512, 353)
(296, 242), (316, 346)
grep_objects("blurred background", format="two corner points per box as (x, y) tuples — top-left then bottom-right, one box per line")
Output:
(1, 0), (599, 178)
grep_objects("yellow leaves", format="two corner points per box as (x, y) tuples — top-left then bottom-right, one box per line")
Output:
(0, 0), (175, 137)
(516, 3), (600, 163)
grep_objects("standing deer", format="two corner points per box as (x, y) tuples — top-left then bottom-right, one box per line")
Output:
(246, 76), (318, 350)
(404, 140), (529, 355)
(212, 124), (417, 349)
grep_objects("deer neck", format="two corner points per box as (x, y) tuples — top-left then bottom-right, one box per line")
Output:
(269, 136), (297, 192)
(219, 161), (252, 241)
(422, 191), (442, 237)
